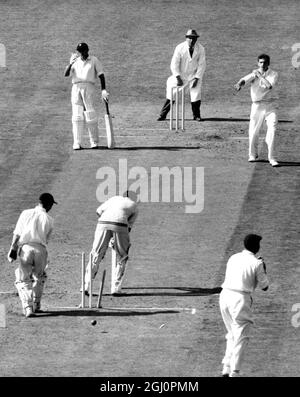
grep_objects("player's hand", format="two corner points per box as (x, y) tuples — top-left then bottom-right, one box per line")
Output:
(191, 78), (199, 88)
(176, 75), (183, 86)
(69, 53), (79, 65)
(253, 69), (261, 78)
(234, 83), (241, 91)
(101, 89), (109, 101)
(258, 256), (267, 273)
(7, 247), (17, 263)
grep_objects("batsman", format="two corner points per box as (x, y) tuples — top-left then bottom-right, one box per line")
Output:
(84, 191), (139, 296)
(64, 42), (110, 150)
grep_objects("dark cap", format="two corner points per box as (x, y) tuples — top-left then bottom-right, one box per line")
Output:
(244, 234), (262, 250)
(39, 193), (58, 205)
(76, 42), (89, 53)
(185, 29), (199, 38)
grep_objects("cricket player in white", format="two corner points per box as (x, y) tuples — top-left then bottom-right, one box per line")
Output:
(157, 29), (206, 121)
(65, 42), (109, 150)
(234, 54), (279, 166)
(84, 191), (138, 295)
(7, 193), (57, 318)
(219, 234), (269, 377)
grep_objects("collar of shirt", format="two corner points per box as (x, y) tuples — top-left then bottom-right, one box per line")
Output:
(35, 205), (47, 213)
(242, 249), (256, 257)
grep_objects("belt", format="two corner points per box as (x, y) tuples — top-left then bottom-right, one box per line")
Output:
(73, 81), (95, 85)
(98, 221), (128, 228)
(223, 288), (251, 295)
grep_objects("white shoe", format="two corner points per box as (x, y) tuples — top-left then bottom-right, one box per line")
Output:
(222, 365), (231, 377)
(24, 307), (35, 318)
(111, 288), (122, 296)
(73, 143), (82, 150)
(90, 143), (99, 149)
(229, 371), (241, 377)
(248, 155), (258, 162)
(269, 159), (279, 167)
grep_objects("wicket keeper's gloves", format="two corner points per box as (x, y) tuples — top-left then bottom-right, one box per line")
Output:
(176, 75), (183, 86)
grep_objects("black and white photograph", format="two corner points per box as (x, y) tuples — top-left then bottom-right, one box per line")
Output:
(0, 0), (299, 384)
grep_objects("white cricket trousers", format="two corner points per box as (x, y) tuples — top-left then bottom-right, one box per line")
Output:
(249, 101), (278, 160)
(219, 289), (253, 372)
(15, 243), (48, 311)
(166, 75), (203, 102)
(85, 225), (130, 294)
(71, 82), (99, 148)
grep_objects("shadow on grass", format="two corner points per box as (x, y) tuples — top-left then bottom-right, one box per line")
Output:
(84, 146), (201, 151)
(103, 286), (222, 297)
(251, 160), (300, 167)
(37, 309), (179, 317)
(199, 117), (293, 123)
(275, 161), (300, 167)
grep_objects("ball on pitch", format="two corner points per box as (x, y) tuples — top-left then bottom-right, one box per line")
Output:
(91, 320), (97, 326)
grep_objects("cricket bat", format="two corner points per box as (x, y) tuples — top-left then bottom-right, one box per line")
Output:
(104, 99), (115, 149)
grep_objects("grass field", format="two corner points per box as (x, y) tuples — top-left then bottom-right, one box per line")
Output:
(0, 0), (300, 379)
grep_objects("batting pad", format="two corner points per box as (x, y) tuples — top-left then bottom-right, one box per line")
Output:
(84, 110), (98, 124)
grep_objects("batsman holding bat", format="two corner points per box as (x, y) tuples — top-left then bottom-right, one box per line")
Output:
(84, 191), (139, 296)
(219, 234), (269, 377)
(64, 42), (110, 150)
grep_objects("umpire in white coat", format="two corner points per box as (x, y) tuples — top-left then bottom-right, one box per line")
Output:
(157, 29), (206, 121)
(219, 234), (269, 377)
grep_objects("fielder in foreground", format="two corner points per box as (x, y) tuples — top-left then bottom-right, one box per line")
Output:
(234, 54), (279, 167)
(84, 191), (139, 295)
(219, 234), (269, 377)
(157, 29), (206, 122)
(64, 42), (110, 150)
(7, 193), (57, 318)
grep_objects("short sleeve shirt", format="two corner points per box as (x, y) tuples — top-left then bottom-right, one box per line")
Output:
(221, 249), (269, 293)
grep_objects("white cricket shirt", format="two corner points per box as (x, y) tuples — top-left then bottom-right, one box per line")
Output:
(242, 68), (278, 102)
(221, 249), (269, 293)
(96, 196), (138, 228)
(71, 55), (104, 84)
(13, 205), (54, 247)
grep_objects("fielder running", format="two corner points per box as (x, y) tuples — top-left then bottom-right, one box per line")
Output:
(64, 42), (110, 150)
(219, 234), (269, 377)
(84, 191), (139, 295)
(157, 29), (206, 121)
(7, 193), (57, 318)
(234, 54), (279, 167)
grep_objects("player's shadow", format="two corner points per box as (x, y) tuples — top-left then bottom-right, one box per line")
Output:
(274, 161), (300, 167)
(36, 308), (179, 317)
(195, 117), (250, 122)
(105, 286), (222, 297)
(95, 146), (201, 151)
(253, 160), (300, 167)
(191, 118), (293, 123)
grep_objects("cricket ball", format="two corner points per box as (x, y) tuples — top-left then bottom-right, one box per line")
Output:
(91, 320), (97, 326)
